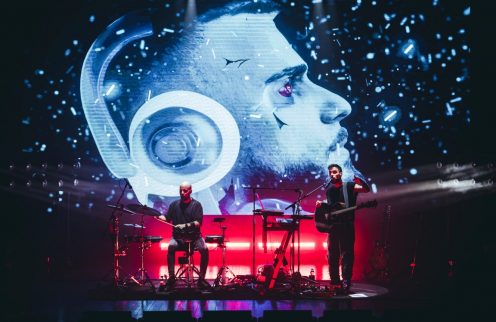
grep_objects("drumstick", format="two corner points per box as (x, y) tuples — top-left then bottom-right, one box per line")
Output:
(154, 217), (175, 227)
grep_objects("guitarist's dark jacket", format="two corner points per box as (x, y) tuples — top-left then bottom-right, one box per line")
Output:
(326, 182), (358, 222)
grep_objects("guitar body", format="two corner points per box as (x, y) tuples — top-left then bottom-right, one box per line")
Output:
(314, 203), (349, 233)
(314, 200), (378, 233)
(365, 243), (391, 283)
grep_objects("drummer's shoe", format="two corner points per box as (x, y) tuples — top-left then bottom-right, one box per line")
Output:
(163, 277), (176, 291)
(197, 278), (211, 290)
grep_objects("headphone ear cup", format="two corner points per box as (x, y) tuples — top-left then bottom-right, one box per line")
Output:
(80, 12), (154, 178)
(128, 91), (240, 197)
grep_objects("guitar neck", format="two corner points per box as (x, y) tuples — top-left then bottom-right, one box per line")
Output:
(331, 205), (358, 215)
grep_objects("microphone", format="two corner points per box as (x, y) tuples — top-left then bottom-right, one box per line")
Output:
(324, 180), (332, 189)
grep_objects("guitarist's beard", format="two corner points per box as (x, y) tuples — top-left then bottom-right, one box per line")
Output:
(330, 177), (341, 184)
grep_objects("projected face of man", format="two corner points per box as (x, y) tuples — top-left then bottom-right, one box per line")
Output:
(192, 12), (353, 180)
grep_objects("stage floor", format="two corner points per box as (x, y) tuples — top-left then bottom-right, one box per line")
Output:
(3, 273), (486, 322)
(89, 279), (389, 301)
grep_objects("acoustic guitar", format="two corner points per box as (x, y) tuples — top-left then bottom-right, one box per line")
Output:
(314, 200), (377, 233)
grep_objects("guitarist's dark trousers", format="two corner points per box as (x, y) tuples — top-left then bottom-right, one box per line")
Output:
(327, 222), (355, 283)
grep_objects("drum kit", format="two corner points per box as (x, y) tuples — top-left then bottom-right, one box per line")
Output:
(105, 202), (163, 291)
(105, 201), (241, 291)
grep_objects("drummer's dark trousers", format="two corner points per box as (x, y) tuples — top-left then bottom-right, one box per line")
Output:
(167, 237), (209, 279)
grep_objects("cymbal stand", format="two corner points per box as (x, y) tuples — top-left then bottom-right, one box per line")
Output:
(111, 211), (126, 286)
(213, 224), (236, 287)
(100, 179), (130, 287)
(251, 187), (256, 277)
(124, 214), (156, 292)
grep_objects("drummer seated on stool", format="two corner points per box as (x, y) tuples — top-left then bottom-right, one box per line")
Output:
(158, 182), (210, 290)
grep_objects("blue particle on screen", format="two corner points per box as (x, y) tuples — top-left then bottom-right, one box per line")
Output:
(400, 40), (416, 58)
(409, 168), (418, 175)
(375, 86), (382, 93)
(126, 192), (134, 200)
(47, 207), (53, 213)
(89, 15), (95, 23)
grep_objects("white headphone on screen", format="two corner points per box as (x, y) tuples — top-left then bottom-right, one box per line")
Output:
(80, 10), (240, 202)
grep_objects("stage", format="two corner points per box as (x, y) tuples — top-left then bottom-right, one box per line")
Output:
(4, 273), (484, 322)
(1, 0), (493, 321)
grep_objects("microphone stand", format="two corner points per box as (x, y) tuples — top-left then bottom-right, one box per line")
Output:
(284, 180), (330, 212)
(284, 181), (329, 283)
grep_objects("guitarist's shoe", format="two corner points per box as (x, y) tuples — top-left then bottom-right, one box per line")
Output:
(330, 278), (341, 286)
(341, 279), (351, 294)
(329, 280), (342, 294)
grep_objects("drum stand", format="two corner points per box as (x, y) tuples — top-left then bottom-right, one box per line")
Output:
(213, 225), (236, 288)
(124, 215), (156, 292)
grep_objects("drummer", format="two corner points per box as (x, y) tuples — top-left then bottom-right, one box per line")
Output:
(158, 182), (210, 290)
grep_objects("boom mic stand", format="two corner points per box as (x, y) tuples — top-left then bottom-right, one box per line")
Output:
(284, 181), (329, 288)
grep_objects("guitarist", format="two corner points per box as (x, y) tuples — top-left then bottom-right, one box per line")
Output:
(316, 164), (370, 293)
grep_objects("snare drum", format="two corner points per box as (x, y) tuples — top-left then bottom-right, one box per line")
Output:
(174, 231), (200, 243)
(205, 235), (224, 245)
(124, 235), (163, 243)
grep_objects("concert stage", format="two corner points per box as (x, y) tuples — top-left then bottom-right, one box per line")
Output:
(1, 0), (491, 321)
(6, 274), (481, 322)
(90, 280), (388, 301)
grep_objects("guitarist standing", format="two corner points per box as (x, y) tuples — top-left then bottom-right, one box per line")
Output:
(316, 164), (370, 293)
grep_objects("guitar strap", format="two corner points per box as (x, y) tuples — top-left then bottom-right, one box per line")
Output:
(342, 182), (350, 208)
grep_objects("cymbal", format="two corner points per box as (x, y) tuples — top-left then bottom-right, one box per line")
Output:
(107, 204), (136, 215)
(123, 223), (145, 229)
(125, 204), (162, 217)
